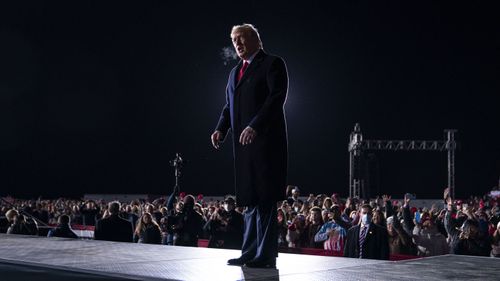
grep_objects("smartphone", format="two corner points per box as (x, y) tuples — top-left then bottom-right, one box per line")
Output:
(415, 211), (421, 223)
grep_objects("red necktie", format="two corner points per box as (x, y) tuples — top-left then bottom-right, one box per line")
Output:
(237, 61), (249, 82)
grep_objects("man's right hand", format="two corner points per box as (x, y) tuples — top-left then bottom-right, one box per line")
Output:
(211, 130), (224, 149)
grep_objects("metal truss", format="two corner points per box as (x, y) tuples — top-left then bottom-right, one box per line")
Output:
(348, 123), (457, 199)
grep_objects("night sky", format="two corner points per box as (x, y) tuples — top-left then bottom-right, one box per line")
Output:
(1, 1), (498, 199)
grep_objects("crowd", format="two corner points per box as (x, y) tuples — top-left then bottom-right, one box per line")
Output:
(1, 185), (499, 259)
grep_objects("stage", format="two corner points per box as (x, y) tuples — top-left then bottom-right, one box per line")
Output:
(0, 234), (498, 281)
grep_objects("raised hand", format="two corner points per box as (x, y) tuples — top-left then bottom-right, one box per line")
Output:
(346, 197), (351, 207)
(430, 203), (437, 214)
(404, 194), (411, 207)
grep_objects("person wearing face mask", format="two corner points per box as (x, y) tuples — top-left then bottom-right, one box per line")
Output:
(172, 195), (205, 247)
(223, 196), (245, 249)
(343, 204), (389, 259)
(204, 196), (243, 249)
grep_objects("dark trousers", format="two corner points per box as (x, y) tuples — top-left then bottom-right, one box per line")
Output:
(240, 204), (278, 261)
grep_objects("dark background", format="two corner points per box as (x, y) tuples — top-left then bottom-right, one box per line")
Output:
(0, 1), (498, 199)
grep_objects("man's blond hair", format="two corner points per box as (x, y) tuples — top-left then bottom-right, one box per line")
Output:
(231, 23), (263, 49)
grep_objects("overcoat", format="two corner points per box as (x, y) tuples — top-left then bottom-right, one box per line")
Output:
(215, 50), (288, 207)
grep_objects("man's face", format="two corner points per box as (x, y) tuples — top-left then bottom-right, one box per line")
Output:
(360, 207), (372, 218)
(146, 205), (154, 213)
(387, 223), (394, 235)
(312, 210), (321, 223)
(322, 210), (330, 221)
(224, 202), (235, 212)
(231, 30), (259, 60)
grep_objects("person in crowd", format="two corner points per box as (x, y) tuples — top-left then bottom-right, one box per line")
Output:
(204, 207), (228, 248)
(372, 209), (386, 228)
(288, 186), (301, 205)
(321, 209), (330, 225)
(32, 202), (49, 224)
(434, 208), (449, 238)
(444, 193), (491, 256)
(163, 200), (185, 245)
(331, 205), (351, 230)
(220, 196), (244, 249)
(305, 206), (324, 248)
(47, 214), (78, 239)
(491, 221), (500, 257)
(314, 207), (347, 252)
(124, 204), (140, 227)
(291, 200), (303, 214)
(343, 204), (390, 259)
(159, 207), (170, 245)
(145, 203), (163, 223)
(386, 215), (418, 255)
(80, 200), (100, 226)
(5, 209), (38, 236)
(70, 205), (83, 225)
(277, 208), (288, 248)
(401, 194), (449, 256)
(94, 201), (133, 242)
(322, 198), (333, 211)
(285, 185), (295, 205)
(299, 200), (311, 216)
(343, 197), (359, 225)
(204, 196), (244, 249)
(286, 214), (307, 248)
(134, 212), (162, 244)
(412, 210), (449, 256)
(172, 194), (205, 247)
(489, 205), (500, 231)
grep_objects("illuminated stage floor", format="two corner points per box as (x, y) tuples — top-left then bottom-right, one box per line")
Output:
(0, 234), (498, 281)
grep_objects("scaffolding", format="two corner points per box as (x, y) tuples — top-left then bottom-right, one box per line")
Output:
(348, 123), (457, 199)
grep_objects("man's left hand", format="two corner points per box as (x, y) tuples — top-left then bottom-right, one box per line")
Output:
(239, 126), (257, 145)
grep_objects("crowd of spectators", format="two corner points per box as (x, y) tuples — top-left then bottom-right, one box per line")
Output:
(1, 184), (499, 259)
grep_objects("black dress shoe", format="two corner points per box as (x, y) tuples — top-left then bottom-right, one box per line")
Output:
(244, 259), (276, 268)
(227, 257), (250, 266)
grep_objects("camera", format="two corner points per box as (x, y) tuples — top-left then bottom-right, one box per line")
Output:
(169, 153), (184, 168)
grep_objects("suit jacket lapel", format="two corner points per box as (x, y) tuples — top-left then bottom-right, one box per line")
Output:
(235, 50), (266, 89)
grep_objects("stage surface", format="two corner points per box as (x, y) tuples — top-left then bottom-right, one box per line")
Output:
(0, 234), (498, 281)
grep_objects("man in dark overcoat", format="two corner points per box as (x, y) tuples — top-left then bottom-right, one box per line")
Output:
(211, 23), (288, 268)
(94, 201), (133, 243)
